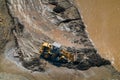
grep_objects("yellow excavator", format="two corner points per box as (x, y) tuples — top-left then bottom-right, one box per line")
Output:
(39, 42), (75, 63)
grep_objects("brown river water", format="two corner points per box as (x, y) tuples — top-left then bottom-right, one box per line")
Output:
(76, 0), (120, 71)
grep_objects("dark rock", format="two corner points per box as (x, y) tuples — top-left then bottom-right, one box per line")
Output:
(58, 0), (72, 9)
(22, 58), (45, 72)
(76, 60), (91, 70)
(53, 6), (65, 13)
(49, 0), (58, 5)
(60, 18), (81, 23)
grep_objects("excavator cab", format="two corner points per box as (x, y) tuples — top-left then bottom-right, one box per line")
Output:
(39, 42), (52, 59)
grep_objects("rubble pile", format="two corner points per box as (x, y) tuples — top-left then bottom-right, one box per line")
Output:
(22, 58), (46, 72)
(65, 47), (111, 70)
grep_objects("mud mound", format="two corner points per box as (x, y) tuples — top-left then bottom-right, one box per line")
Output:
(63, 48), (111, 70)
(22, 58), (46, 72)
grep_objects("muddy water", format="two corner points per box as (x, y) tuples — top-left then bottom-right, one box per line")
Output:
(76, 0), (120, 71)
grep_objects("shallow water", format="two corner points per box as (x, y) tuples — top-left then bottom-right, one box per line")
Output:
(76, 0), (120, 71)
